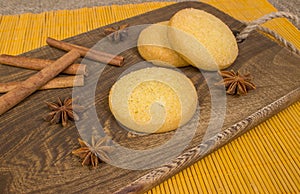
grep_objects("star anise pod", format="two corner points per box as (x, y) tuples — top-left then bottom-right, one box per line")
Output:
(44, 97), (84, 127)
(215, 70), (256, 95)
(104, 24), (129, 42)
(72, 136), (113, 168)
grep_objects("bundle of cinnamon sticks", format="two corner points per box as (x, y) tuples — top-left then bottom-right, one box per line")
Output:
(0, 37), (124, 115)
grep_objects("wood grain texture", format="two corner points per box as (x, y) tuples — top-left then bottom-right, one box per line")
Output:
(0, 2), (299, 193)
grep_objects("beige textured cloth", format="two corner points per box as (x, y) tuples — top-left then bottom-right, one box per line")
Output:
(0, 0), (299, 20)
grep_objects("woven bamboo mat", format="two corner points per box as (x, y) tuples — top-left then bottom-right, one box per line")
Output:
(0, 0), (299, 193)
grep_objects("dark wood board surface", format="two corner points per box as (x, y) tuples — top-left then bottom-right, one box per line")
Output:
(0, 1), (299, 193)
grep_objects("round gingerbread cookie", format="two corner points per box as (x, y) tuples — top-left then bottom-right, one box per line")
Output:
(137, 21), (189, 68)
(109, 67), (197, 133)
(168, 8), (238, 71)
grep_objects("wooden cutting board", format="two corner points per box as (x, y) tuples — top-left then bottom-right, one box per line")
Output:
(0, 2), (299, 193)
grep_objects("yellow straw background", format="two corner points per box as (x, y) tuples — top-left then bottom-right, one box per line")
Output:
(0, 0), (299, 193)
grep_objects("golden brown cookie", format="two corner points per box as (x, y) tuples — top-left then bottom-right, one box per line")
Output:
(168, 8), (238, 71)
(137, 21), (189, 67)
(109, 67), (197, 133)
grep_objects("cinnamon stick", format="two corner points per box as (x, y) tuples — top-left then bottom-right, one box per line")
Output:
(0, 50), (80, 116)
(0, 75), (84, 93)
(0, 54), (87, 76)
(46, 37), (124, 66)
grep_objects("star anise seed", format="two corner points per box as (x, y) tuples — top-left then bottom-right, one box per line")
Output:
(72, 136), (113, 168)
(44, 97), (84, 127)
(104, 24), (129, 42)
(215, 70), (256, 95)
